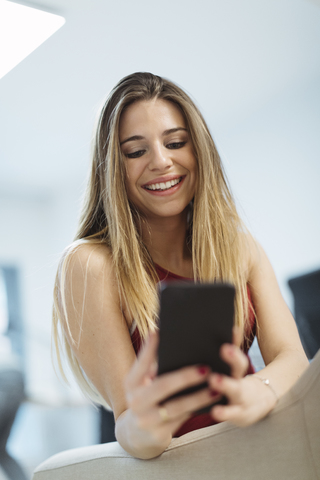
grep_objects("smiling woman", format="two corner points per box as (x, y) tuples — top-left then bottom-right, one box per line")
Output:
(52, 72), (308, 459)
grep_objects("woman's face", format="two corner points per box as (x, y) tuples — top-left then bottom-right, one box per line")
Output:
(119, 98), (197, 221)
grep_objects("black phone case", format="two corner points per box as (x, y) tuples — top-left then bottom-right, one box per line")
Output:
(157, 282), (235, 414)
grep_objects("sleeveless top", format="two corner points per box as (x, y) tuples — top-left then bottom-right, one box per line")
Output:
(131, 263), (256, 437)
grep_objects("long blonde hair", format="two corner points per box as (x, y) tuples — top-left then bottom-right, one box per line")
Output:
(53, 72), (251, 407)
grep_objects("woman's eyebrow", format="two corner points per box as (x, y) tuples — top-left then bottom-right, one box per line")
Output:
(162, 127), (188, 136)
(120, 127), (188, 146)
(120, 135), (144, 146)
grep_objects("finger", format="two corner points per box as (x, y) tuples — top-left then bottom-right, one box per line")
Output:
(131, 365), (210, 412)
(136, 387), (214, 431)
(151, 365), (210, 406)
(126, 332), (159, 389)
(220, 343), (249, 379)
(208, 373), (243, 403)
(211, 403), (245, 425)
(133, 406), (190, 435)
(165, 387), (215, 422)
(148, 359), (158, 380)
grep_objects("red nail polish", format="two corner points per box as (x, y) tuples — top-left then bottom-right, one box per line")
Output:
(210, 389), (219, 397)
(198, 365), (209, 375)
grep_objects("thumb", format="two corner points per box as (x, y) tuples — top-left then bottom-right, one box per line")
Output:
(232, 325), (242, 348)
(128, 331), (159, 388)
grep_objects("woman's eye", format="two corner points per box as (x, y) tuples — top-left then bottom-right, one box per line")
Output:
(167, 141), (186, 150)
(126, 150), (145, 159)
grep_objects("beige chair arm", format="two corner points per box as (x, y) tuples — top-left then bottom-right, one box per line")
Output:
(33, 350), (320, 480)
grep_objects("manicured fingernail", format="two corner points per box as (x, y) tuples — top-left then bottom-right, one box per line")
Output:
(210, 389), (219, 397)
(198, 365), (209, 375)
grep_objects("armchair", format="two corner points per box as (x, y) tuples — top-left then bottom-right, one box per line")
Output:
(32, 349), (320, 480)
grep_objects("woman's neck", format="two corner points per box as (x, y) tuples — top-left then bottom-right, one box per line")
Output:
(140, 210), (193, 278)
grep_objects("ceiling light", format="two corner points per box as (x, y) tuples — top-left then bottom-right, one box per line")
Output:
(0, 0), (65, 80)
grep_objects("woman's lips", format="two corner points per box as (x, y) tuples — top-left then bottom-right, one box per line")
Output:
(142, 176), (186, 196)
(142, 174), (184, 187)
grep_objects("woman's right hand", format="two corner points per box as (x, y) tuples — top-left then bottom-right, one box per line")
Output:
(116, 332), (214, 458)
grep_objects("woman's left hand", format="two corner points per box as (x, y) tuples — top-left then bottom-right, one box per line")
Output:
(209, 328), (278, 427)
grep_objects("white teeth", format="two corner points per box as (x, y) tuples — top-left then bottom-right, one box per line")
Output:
(145, 177), (182, 191)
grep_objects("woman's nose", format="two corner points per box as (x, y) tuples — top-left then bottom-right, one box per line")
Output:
(148, 146), (173, 171)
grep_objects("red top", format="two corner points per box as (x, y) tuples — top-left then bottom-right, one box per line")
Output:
(131, 264), (256, 437)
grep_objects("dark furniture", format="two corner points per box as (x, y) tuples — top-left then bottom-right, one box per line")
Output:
(0, 266), (27, 480)
(1, 266), (25, 363)
(288, 268), (320, 359)
(100, 407), (116, 444)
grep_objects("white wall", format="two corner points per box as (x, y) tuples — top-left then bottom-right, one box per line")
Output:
(0, 189), (84, 401)
(218, 75), (320, 305)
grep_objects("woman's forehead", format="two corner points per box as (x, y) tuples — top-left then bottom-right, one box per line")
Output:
(119, 99), (186, 140)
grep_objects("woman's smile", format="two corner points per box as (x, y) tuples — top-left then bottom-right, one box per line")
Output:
(142, 175), (185, 195)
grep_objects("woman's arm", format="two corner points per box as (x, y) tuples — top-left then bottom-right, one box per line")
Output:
(62, 243), (214, 459)
(208, 237), (309, 426)
(62, 243), (137, 415)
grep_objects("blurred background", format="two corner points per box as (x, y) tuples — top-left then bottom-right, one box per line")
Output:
(0, 0), (319, 477)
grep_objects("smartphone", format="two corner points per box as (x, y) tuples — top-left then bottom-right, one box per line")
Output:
(157, 282), (235, 413)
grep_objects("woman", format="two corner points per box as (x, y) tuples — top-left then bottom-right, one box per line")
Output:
(53, 72), (308, 459)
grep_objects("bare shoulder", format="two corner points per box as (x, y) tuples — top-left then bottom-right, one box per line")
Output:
(64, 241), (114, 277)
(243, 234), (278, 288)
(59, 241), (123, 336)
(239, 233), (307, 364)
(237, 231), (261, 282)
(239, 232), (281, 300)
(62, 241), (119, 299)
